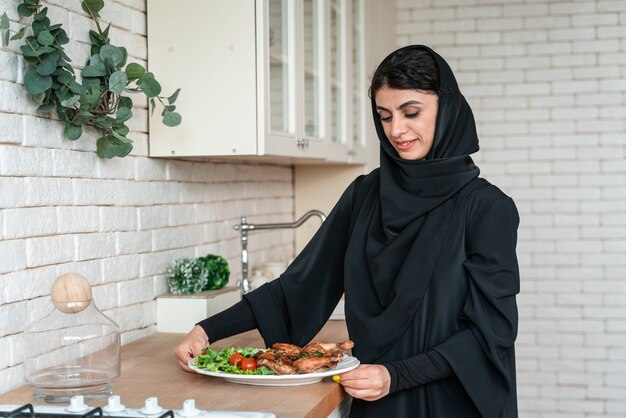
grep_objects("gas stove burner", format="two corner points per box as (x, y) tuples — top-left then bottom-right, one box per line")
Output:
(0, 396), (275, 418)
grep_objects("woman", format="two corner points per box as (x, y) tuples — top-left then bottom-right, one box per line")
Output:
(176, 45), (520, 418)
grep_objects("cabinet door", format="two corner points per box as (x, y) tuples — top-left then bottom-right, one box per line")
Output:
(147, 0), (258, 157)
(348, 0), (368, 164)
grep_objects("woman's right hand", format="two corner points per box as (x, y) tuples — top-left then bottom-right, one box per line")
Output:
(175, 325), (209, 372)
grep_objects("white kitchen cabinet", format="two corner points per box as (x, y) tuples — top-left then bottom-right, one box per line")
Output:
(147, 0), (372, 163)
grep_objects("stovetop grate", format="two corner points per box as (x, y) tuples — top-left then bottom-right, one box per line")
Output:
(0, 405), (175, 418)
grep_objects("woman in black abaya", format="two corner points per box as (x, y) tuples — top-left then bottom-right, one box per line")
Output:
(175, 45), (520, 418)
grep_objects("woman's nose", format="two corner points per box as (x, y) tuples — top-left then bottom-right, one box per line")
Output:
(390, 117), (407, 138)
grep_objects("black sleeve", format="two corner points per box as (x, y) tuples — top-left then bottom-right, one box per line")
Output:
(243, 176), (361, 348)
(196, 299), (257, 343)
(383, 349), (453, 394)
(434, 195), (520, 418)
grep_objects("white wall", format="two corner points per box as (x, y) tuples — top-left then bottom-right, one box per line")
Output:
(0, 0), (295, 394)
(397, 0), (626, 416)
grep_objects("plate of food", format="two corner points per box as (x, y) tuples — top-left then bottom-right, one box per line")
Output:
(189, 340), (359, 386)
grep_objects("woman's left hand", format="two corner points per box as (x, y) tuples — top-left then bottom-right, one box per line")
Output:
(335, 364), (391, 401)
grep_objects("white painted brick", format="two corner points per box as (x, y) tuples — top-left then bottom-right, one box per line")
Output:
(410, 7), (456, 21)
(118, 277), (155, 305)
(165, 160), (194, 182)
(531, 42), (573, 56)
(99, 206), (138, 232)
(135, 157), (167, 181)
(397, 21), (432, 35)
(527, 68), (573, 82)
(457, 5), (502, 18)
(26, 235), (74, 267)
(505, 55), (550, 69)
(599, 77), (626, 92)
(96, 155), (135, 180)
(504, 3), (549, 16)
(552, 80), (599, 94)
(91, 283), (119, 312)
(138, 205), (169, 230)
(456, 32), (502, 44)
(25, 177), (73, 206)
(433, 19), (475, 32)
(503, 30), (548, 43)
(152, 225), (205, 251)
(552, 54), (597, 67)
(0, 145), (55, 176)
(21, 115), (65, 149)
(549, 2), (597, 15)
(102, 254), (140, 284)
(0, 80), (33, 115)
(0, 177), (27, 208)
(558, 320), (604, 333)
(0, 364), (24, 395)
(0, 112), (22, 144)
(75, 233), (117, 261)
(574, 65), (620, 79)
(73, 179), (117, 205)
(525, 16), (570, 29)
(117, 230), (152, 255)
(57, 206), (99, 234)
(140, 248), (188, 277)
(506, 83), (551, 96)
(572, 13), (619, 26)
(573, 39), (621, 53)
(3, 207), (58, 239)
(0, 300), (27, 336)
(553, 160), (599, 173)
(530, 121), (577, 134)
(0, 239), (26, 274)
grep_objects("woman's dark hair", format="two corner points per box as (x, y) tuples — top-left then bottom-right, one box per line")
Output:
(369, 48), (440, 98)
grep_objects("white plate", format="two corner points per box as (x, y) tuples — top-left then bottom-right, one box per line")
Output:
(189, 355), (360, 386)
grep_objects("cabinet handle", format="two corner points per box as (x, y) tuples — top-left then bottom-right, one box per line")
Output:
(297, 138), (310, 148)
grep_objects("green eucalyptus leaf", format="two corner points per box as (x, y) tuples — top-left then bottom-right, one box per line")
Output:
(125, 63), (145, 81)
(108, 71), (128, 94)
(36, 53), (58, 75)
(119, 96), (133, 110)
(17, 4), (34, 17)
(24, 0), (39, 5)
(69, 80), (87, 94)
(33, 7), (48, 21)
(2, 30), (8, 47)
(61, 95), (80, 107)
(53, 28), (69, 45)
(167, 88), (181, 104)
(49, 23), (62, 31)
(162, 111), (182, 127)
(116, 106), (132, 122)
(97, 134), (133, 159)
(11, 27), (27, 41)
(103, 57), (115, 76)
(150, 98), (156, 116)
(81, 0), (105, 18)
(24, 69), (52, 94)
(114, 125), (130, 136)
(37, 102), (56, 112)
(37, 30), (54, 46)
(64, 124), (83, 140)
(32, 17), (51, 36)
(110, 130), (133, 143)
(139, 74), (161, 97)
(82, 65), (106, 77)
(89, 54), (105, 70)
(82, 77), (101, 89)
(31, 92), (46, 105)
(119, 46), (128, 67)
(1, 12), (9, 30)
(56, 70), (75, 84)
(100, 44), (124, 66)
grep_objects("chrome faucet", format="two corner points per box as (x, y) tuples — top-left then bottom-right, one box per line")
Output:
(233, 210), (327, 295)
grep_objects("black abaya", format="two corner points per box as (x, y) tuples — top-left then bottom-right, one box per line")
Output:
(241, 45), (520, 417)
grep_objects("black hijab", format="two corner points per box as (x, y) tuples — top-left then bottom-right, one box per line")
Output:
(344, 45), (481, 363)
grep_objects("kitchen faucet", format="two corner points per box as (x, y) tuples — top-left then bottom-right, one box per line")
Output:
(233, 210), (327, 295)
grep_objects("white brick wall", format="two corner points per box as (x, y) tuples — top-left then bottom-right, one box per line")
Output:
(0, 0), (295, 394)
(398, 0), (626, 416)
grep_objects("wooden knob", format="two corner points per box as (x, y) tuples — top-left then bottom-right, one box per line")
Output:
(51, 273), (93, 314)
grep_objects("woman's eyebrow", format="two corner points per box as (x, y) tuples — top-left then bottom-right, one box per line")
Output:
(376, 100), (423, 112)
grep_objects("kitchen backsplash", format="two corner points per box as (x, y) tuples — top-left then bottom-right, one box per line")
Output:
(0, 0), (295, 394)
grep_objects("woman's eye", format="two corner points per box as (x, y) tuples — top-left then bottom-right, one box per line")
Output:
(405, 112), (420, 118)
(379, 115), (391, 122)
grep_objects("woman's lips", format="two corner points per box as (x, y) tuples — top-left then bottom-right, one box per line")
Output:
(394, 139), (417, 151)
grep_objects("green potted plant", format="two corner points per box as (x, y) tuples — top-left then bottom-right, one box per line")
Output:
(167, 255), (230, 295)
(0, 0), (181, 158)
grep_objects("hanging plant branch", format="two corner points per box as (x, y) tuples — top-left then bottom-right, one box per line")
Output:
(1, 0), (181, 158)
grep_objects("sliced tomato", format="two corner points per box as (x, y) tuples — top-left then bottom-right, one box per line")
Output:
(229, 353), (244, 366)
(240, 357), (257, 371)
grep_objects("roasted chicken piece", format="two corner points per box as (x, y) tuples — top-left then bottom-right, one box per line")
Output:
(256, 340), (355, 375)
(294, 356), (339, 373)
(255, 350), (297, 375)
(271, 343), (302, 358)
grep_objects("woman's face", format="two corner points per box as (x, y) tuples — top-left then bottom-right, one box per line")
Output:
(374, 86), (439, 160)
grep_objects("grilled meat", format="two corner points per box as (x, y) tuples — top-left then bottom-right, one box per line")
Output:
(257, 340), (354, 375)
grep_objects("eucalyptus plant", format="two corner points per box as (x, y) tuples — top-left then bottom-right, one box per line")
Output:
(1, 0), (181, 158)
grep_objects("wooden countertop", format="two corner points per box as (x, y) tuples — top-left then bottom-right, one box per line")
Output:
(0, 321), (350, 418)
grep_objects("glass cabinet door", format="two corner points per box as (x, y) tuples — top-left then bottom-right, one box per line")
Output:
(302, 0), (323, 140)
(329, 0), (346, 146)
(351, 0), (366, 155)
(268, 0), (294, 136)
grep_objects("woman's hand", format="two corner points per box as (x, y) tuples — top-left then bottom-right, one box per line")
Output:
(336, 364), (391, 401)
(175, 325), (209, 372)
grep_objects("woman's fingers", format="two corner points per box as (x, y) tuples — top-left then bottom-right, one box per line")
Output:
(174, 325), (209, 372)
(337, 364), (391, 401)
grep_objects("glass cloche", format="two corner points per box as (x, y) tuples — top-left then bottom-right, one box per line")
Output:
(23, 273), (121, 403)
